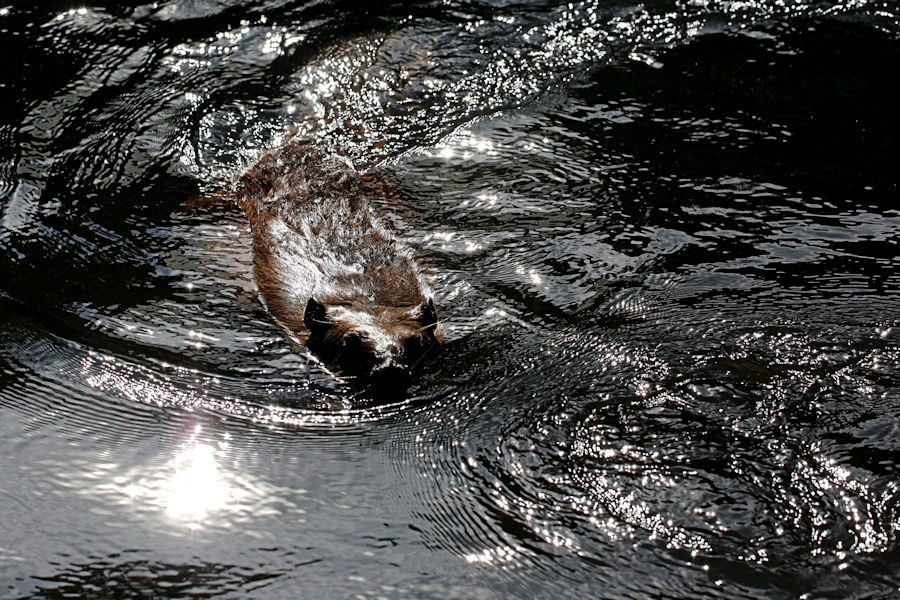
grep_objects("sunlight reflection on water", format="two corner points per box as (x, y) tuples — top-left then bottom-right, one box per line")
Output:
(163, 429), (234, 526)
(102, 425), (245, 532)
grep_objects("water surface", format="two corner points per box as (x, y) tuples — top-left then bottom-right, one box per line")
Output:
(1, 0), (899, 598)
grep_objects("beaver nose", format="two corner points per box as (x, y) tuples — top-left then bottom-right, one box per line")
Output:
(370, 359), (411, 398)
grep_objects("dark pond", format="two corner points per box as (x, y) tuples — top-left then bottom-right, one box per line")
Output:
(2, 0), (899, 598)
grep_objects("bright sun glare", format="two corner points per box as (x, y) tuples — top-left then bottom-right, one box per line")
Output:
(164, 438), (232, 524)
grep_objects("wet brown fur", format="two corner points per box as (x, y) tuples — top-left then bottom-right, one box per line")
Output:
(233, 138), (442, 390)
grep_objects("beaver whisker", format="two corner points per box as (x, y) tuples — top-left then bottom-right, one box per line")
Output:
(412, 319), (444, 334)
(305, 374), (346, 384)
(348, 382), (374, 400)
(408, 339), (438, 372)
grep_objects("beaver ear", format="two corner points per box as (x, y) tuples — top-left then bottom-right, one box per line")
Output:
(417, 297), (438, 325)
(304, 298), (331, 331)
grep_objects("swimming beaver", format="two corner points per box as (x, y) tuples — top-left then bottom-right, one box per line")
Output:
(233, 139), (442, 396)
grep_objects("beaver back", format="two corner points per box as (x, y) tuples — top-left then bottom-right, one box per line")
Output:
(234, 140), (430, 341)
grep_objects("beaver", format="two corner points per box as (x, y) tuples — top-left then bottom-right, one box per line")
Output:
(233, 139), (442, 396)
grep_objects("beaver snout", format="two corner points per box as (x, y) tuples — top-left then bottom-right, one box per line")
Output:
(370, 359), (411, 398)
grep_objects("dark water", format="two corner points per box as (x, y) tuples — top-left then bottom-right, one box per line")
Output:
(2, 0), (900, 597)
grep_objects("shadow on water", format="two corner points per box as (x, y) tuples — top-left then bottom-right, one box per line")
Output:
(2, 0), (900, 598)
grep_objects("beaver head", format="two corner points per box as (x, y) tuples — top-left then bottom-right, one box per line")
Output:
(303, 296), (442, 397)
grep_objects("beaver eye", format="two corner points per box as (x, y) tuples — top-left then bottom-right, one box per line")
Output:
(342, 332), (363, 349)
